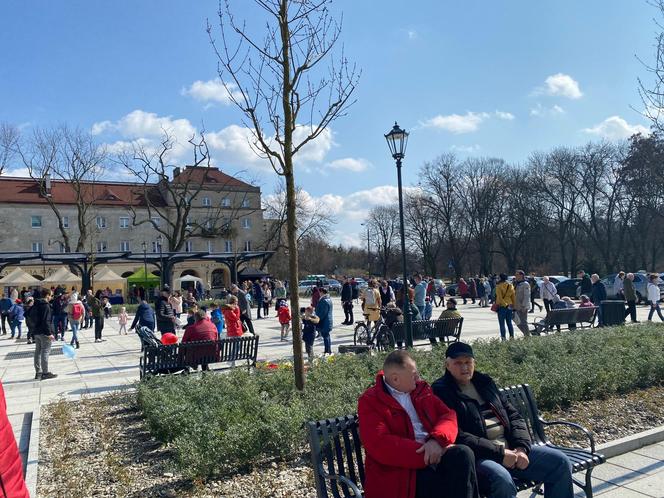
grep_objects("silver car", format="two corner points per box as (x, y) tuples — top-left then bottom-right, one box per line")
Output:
(601, 273), (664, 303)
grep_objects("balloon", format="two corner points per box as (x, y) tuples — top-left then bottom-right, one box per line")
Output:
(161, 333), (178, 345)
(62, 344), (77, 359)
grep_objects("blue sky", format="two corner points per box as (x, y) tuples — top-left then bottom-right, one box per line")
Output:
(0, 0), (655, 246)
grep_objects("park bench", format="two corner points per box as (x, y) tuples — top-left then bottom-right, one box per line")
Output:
(532, 306), (597, 335)
(306, 384), (605, 498)
(391, 317), (463, 347)
(136, 326), (160, 351)
(139, 335), (260, 379)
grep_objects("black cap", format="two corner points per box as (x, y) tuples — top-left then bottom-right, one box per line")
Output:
(445, 342), (474, 359)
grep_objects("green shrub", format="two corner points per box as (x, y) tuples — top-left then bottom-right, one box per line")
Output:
(137, 323), (664, 478)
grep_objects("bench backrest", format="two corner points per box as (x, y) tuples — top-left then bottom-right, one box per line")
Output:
(391, 317), (463, 343)
(307, 415), (364, 498)
(544, 306), (597, 326)
(306, 384), (542, 498)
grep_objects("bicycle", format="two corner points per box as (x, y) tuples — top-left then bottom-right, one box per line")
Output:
(353, 308), (395, 351)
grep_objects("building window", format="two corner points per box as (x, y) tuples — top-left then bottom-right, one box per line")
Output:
(224, 240), (233, 252)
(185, 240), (193, 252)
(31, 216), (42, 228)
(97, 241), (107, 253)
(31, 241), (42, 252)
(151, 241), (162, 253)
(221, 198), (230, 207)
(202, 196), (210, 207)
(119, 217), (130, 229)
(186, 216), (193, 228)
(244, 240), (252, 251)
(205, 219), (213, 229)
(207, 241), (214, 252)
(242, 218), (251, 229)
(151, 217), (160, 227)
(120, 240), (130, 252)
(62, 216), (69, 229)
(96, 216), (107, 229)
(242, 198), (250, 208)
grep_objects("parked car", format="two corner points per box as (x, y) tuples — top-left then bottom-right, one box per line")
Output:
(326, 278), (342, 294)
(298, 279), (319, 295)
(555, 278), (582, 299)
(446, 283), (459, 296)
(601, 273), (664, 303)
(546, 275), (569, 285)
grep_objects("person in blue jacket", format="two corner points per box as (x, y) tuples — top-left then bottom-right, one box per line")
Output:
(210, 302), (225, 338)
(8, 300), (24, 339)
(0, 295), (12, 335)
(314, 287), (333, 354)
(129, 299), (156, 332)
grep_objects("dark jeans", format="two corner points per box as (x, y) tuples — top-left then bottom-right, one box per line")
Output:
(84, 313), (92, 328)
(416, 445), (479, 498)
(241, 313), (255, 335)
(648, 302), (664, 321)
(53, 314), (67, 339)
(1, 312), (8, 334)
(543, 299), (552, 313)
(530, 297), (542, 312)
(625, 300), (637, 322)
(343, 301), (354, 323)
(320, 330), (332, 354)
(94, 315), (104, 340)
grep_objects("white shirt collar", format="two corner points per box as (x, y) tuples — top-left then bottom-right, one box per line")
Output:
(383, 375), (409, 396)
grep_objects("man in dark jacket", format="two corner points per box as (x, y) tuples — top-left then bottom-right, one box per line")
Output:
(129, 299), (156, 331)
(432, 342), (572, 498)
(578, 270), (592, 297)
(590, 274), (607, 326)
(26, 288), (57, 381)
(0, 294), (12, 335)
(231, 284), (255, 335)
(358, 350), (479, 498)
(623, 272), (638, 323)
(314, 288), (334, 354)
(340, 277), (354, 325)
(155, 288), (176, 335)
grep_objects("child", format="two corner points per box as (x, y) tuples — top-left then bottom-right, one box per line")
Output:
(278, 301), (291, 341)
(301, 306), (319, 361)
(118, 306), (129, 335)
(210, 302), (225, 338)
(9, 299), (24, 339)
(103, 297), (112, 319)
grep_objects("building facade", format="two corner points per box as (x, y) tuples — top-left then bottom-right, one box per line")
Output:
(0, 166), (269, 290)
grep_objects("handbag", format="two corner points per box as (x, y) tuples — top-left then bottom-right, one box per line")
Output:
(490, 303), (499, 312)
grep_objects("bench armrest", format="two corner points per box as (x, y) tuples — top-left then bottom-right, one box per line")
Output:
(320, 469), (363, 496)
(539, 418), (596, 453)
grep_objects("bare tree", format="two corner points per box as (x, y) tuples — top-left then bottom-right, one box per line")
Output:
(0, 122), (19, 175)
(639, 0), (664, 133)
(365, 205), (399, 278)
(404, 192), (443, 276)
(16, 125), (106, 252)
(208, 0), (359, 389)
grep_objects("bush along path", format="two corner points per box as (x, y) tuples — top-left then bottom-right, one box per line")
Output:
(136, 323), (664, 479)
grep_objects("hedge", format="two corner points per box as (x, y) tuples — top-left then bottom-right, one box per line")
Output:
(137, 323), (664, 478)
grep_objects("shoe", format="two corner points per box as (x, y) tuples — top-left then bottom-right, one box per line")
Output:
(34, 373), (41, 380)
(41, 372), (57, 380)
(75, 341), (80, 349)
(27, 340), (33, 344)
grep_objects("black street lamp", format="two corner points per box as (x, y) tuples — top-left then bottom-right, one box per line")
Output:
(141, 241), (148, 301)
(384, 121), (413, 348)
(361, 222), (370, 275)
(157, 234), (164, 289)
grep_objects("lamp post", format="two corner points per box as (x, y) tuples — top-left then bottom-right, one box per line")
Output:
(157, 234), (164, 289)
(384, 122), (413, 348)
(141, 241), (148, 302)
(361, 222), (370, 275)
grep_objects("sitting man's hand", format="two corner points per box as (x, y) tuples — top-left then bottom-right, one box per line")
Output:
(514, 448), (529, 470)
(416, 439), (447, 465)
(502, 449), (518, 469)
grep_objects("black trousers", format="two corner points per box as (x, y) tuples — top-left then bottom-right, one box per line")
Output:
(543, 299), (552, 313)
(343, 301), (354, 323)
(0, 313), (7, 334)
(94, 315), (104, 340)
(416, 445), (479, 498)
(625, 300), (637, 322)
(241, 313), (255, 335)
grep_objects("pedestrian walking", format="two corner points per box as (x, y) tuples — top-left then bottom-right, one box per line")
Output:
(590, 274), (607, 326)
(315, 288), (333, 354)
(66, 295), (84, 348)
(231, 284), (255, 335)
(341, 277), (354, 325)
(528, 276), (542, 312)
(458, 278), (469, 305)
(540, 276), (557, 313)
(117, 306), (129, 335)
(8, 299), (24, 339)
(495, 273), (516, 341)
(623, 272), (639, 323)
(513, 270), (531, 337)
(26, 288), (57, 380)
(90, 290), (105, 342)
(647, 274), (664, 322)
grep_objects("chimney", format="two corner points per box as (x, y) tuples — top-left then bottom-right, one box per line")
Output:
(173, 167), (181, 179)
(44, 173), (52, 197)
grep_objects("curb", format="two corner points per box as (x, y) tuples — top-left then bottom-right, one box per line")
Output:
(595, 425), (664, 459)
(24, 404), (41, 498)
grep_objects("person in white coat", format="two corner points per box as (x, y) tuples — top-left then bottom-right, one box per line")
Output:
(647, 274), (664, 322)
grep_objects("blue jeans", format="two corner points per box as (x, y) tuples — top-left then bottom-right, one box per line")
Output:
(648, 302), (664, 321)
(477, 445), (573, 498)
(497, 307), (514, 339)
(70, 321), (79, 344)
(53, 314), (67, 338)
(10, 320), (22, 338)
(320, 330), (332, 354)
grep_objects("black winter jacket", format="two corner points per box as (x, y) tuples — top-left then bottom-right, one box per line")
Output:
(431, 371), (531, 462)
(25, 299), (54, 336)
(341, 283), (352, 302)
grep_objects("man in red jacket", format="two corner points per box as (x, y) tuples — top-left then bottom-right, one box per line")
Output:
(358, 350), (479, 498)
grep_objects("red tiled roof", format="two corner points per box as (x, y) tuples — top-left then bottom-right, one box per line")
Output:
(172, 166), (255, 189)
(0, 177), (165, 207)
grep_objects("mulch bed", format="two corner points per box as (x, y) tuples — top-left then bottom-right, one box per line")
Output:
(36, 385), (664, 497)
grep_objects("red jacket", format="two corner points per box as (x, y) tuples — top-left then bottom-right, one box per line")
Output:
(0, 381), (29, 498)
(277, 306), (291, 325)
(182, 318), (218, 343)
(222, 305), (242, 337)
(358, 372), (458, 498)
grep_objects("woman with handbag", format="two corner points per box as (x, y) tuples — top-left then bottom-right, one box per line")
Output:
(494, 274), (516, 341)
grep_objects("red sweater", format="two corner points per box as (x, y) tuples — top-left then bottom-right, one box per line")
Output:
(277, 306), (291, 325)
(0, 381), (29, 498)
(222, 305), (242, 337)
(358, 372), (458, 498)
(182, 318), (218, 343)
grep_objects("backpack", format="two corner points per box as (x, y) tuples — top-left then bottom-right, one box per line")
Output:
(364, 288), (377, 306)
(71, 302), (84, 321)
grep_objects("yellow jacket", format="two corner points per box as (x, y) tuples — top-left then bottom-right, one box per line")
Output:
(495, 281), (515, 307)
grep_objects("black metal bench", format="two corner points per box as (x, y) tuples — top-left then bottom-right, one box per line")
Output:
(139, 335), (260, 379)
(391, 317), (463, 347)
(306, 384), (604, 498)
(533, 307), (597, 335)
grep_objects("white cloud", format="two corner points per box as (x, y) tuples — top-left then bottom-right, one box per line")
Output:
(450, 144), (481, 153)
(582, 116), (650, 140)
(533, 73), (583, 99)
(181, 78), (240, 105)
(326, 157), (371, 172)
(407, 30), (418, 40)
(421, 111), (515, 134)
(530, 103), (565, 117)
(3, 167), (32, 178)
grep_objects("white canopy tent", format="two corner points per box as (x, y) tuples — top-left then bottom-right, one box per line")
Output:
(173, 274), (206, 291)
(0, 267), (41, 288)
(43, 267), (82, 288)
(92, 266), (127, 296)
